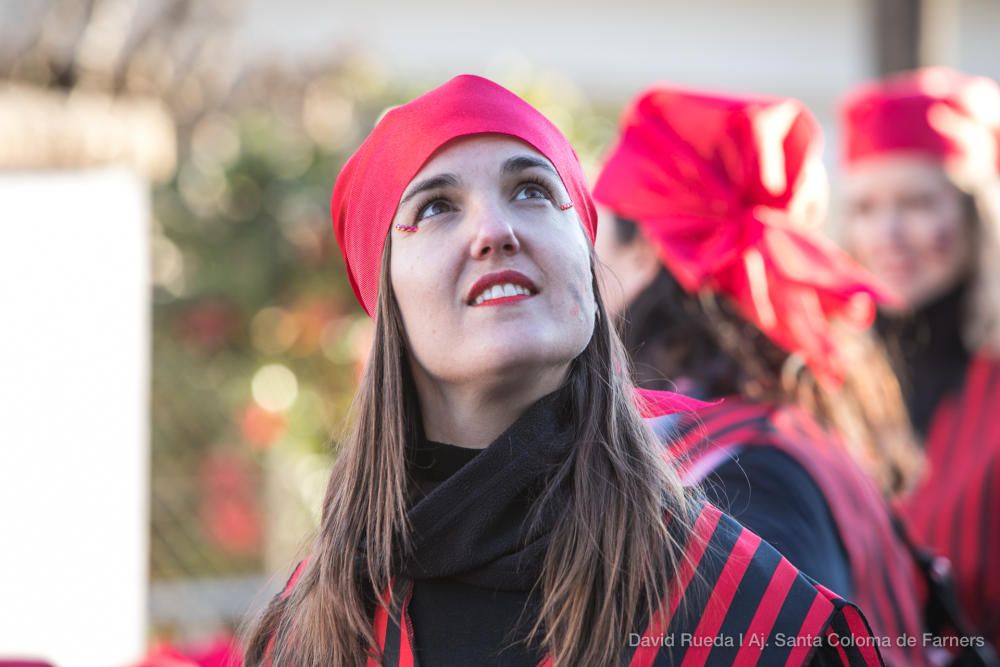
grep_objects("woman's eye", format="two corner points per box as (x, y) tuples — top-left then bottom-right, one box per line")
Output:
(416, 199), (453, 221)
(514, 183), (551, 201)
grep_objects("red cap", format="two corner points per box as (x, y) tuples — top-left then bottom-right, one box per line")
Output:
(840, 67), (1000, 177)
(594, 85), (897, 386)
(330, 74), (597, 317)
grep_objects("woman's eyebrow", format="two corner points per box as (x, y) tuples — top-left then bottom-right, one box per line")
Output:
(399, 174), (460, 208)
(502, 155), (559, 177)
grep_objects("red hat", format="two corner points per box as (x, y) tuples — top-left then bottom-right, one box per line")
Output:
(593, 86), (897, 386)
(330, 74), (597, 317)
(840, 67), (1000, 177)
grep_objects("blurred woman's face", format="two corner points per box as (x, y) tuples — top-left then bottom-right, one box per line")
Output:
(388, 135), (596, 391)
(842, 155), (973, 312)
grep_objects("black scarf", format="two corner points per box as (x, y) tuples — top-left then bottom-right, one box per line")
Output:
(876, 279), (972, 436)
(400, 384), (575, 592)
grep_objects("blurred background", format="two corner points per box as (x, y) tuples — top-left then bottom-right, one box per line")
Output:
(0, 1), (997, 665)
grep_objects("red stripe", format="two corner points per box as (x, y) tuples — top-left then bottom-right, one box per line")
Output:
(683, 529), (762, 666)
(839, 604), (885, 667)
(910, 398), (957, 540)
(628, 504), (722, 667)
(264, 560), (311, 666)
(987, 464), (1000, 646)
(399, 582), (416, 667)
(282, 559), (309, 598)
(733, 557), (799, 664)
(961, 365), (1000, 625)
(959, 453), (992, 623)
(668, 504), (723, 618)
(785, 593), (834, 665)
(370, 582), (392, 667)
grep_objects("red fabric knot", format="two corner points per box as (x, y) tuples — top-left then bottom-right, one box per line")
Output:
(594, 85), (899, 386)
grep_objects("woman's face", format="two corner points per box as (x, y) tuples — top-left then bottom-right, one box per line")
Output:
(388, 135), (596, 391)
(842, 155), (973, 311)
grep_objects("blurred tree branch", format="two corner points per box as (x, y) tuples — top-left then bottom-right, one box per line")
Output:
(1, 0), (242, 122)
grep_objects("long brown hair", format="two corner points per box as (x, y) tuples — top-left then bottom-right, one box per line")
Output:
(613, 217), (922, 496)
(242, 235), (698, 666)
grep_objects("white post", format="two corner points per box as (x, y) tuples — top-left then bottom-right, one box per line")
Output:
(0, 85), (174, 667)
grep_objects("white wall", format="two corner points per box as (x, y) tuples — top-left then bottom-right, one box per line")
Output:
(0, 168), (150, 667)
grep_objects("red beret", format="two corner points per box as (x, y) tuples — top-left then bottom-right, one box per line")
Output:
(330, 74), (597, 317)
(840, 67), (1000, 177)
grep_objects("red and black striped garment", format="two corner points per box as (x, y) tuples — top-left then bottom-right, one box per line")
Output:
(653, 399), (928, 666)
(270, 503), (883, 666)
(900, 354), (1000, 649)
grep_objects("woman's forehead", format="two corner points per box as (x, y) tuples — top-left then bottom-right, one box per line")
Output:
(844, 153), (948, 190)
(408, 134), (557, 182)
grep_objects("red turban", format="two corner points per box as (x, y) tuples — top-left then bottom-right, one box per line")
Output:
(330, 74), (597, 317)
(593, 86), (897, 386)
(840, 67), (1000, 177)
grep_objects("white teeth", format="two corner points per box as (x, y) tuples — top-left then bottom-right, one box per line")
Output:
(472, 282), (534, 305)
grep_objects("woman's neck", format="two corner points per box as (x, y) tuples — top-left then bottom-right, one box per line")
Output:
(411, 364), (570, 449)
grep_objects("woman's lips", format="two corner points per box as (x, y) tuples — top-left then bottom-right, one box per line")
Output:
(465, 269), (539, 305)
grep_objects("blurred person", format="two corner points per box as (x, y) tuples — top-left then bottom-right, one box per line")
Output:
(839, 67), (1000, 654)
(592, 86), (935, 666)
(241, 75), (885, 666)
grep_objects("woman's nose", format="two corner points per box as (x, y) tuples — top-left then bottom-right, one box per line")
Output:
(468, 200), (521, 259)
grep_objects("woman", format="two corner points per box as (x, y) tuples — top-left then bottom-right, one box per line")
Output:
(839, 67), (1000, 651)
(592, 86), (929, 666)
(242, 74), (882, 666)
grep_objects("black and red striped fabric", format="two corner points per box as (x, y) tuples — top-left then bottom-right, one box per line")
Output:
(900, 355), (1000, 649)
(271, 504), (884, 666)
(661, 398), (928, 666)
(366, 503), (882, 666)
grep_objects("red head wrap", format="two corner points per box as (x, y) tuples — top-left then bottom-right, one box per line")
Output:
(840, 67), (1000, 177)
(593, 86), (897, 386)
(330, 74), (598, 317)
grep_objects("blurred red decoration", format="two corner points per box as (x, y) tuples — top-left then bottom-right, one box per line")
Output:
(176, 300), (241, 353)
(133, 633), (242, 667)
(239, 404), (286, 449)
(199, 454), (262, 555)
(291, 300), (337, 355)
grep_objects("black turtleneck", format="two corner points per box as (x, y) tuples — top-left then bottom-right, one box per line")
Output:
(402, 385), (574, 666)
(876, 279), (972, 436)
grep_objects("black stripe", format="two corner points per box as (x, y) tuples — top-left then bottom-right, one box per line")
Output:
(704, 533), (779, 664)
(382, 583), (406, 667)
(655, 512), (741, 666)
(682, 414), (771, 464)
(757, 573), (823, 664)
